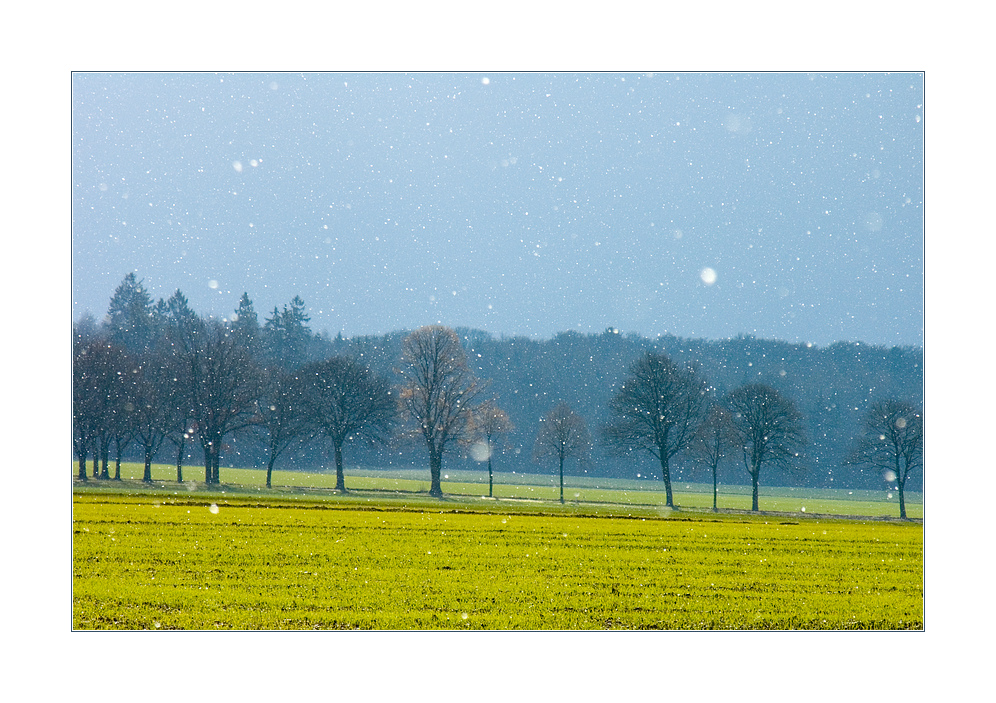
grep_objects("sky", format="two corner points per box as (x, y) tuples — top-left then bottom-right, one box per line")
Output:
(72, 71), (924, 347)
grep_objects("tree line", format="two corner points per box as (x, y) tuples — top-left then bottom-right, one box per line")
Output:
(73, 274), (924, 515)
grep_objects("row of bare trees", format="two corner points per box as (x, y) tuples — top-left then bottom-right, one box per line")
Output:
(527, 350), (922, 516)
(73, 320), (505, 496)
(74, 310), (923, 515)
(528, 352), (810, 512)
(74, 316), (260, 485)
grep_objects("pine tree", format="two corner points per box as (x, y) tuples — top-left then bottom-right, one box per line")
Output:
(232, 292), (260, 356)
(106, 273), (154, 352)
(263, 306), (285, 364)
(282, 296), (312, 367)
(262, 296), (313, 369)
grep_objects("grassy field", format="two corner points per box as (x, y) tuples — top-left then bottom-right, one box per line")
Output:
(72, 492), (922, 630)
(75, 462), (923, 519)
(72, 463), (923, 630)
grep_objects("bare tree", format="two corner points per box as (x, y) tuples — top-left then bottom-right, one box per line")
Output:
(601, 351), (708, 508)
(130, 355), (174, 483)
(73, 336), (102, 480)
(159, 291), (199, 482)
(254, 368), (316, 489)
(475, 399), (514, 498)
(689, 404), (738, 511)
(849, 399), (923, 519)
(157, 347), (195, 483)
(179, 319), (263, 484)
(92, 347), (122, 480)
(300, 356), (396, 492)
(726, 383), (806, 511)
(533, 402), (591, 504)
(104, 350), (142, 481)
(72, 339), (131, 480)
(162, 369), (194, 484)
(398, 325), (486, 498)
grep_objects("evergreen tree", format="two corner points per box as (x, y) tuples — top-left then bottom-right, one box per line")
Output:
(106, 273), (154, 352)
(282, 295), (312, 366)
(263, 306), (284, 363)
(150, 298), (170, 347)
(166, 290), (198, 339)
(232, 292), (261, 355)
(263, 296), (313, 369)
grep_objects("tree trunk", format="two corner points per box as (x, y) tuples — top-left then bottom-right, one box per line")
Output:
(78, 450), (88, 480)
(114, 437), (124, 480)
(212, 448), (221, 484)
(176, 435), (185, 483)
(488, 457), (493, 498)
(266, 453), (276, 489)
(751, 467), (760, 512)
(895, 457), (907, 519)
(559, 454), (565, 504)
(143, 445), (154, 483)
(712, 463), (718, 512)
(203, 441), (213, 484)
(100, 439), (110, 480)
(659, 454), (674, 508)
(334, 443), (346, 492)
(897, 472), (907, 520)
(429, 445), (443, 498)
(92, 440), (100, 478)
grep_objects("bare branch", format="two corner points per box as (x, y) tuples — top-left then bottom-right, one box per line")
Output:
(397, 325), (487, 497)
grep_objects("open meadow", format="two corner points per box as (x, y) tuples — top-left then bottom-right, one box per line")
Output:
(72, 463), (922, 630)
(76, 461), (923, 518)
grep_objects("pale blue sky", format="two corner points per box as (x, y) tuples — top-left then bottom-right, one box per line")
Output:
(72, 72), (923, 346)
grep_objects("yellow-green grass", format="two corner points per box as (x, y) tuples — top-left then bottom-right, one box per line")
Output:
(74, 462), (922, 520)
(72, 493), (923, 630)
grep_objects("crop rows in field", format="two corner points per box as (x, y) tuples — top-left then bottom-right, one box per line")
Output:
(72, 493), (923, 630)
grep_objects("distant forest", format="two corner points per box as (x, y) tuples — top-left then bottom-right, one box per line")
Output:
(73, 274), (923, 492)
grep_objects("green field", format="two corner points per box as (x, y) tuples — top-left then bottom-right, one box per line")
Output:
(72, 464), (923, 630)
(75, 462), (923, 519)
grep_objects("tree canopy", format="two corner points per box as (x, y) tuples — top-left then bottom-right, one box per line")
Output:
(602, 351), (708, 507)
(533, 402), (591, 504)
(398, 325), (486, 497)
(849, 399), (923, 518)
(726, 383), (806, 511)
